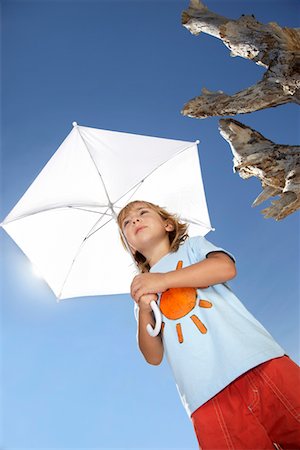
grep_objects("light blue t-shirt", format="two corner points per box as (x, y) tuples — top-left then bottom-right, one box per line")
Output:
(137, 236), (285, 417)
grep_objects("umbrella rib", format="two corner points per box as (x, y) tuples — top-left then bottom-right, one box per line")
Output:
(180, 217), (214, 231)
(76, 126), (145, 266)
(84, 213), (114, 240)
(58, 235), (93, 299)
(113, 180), (145, 208)
(76, 127), (115, 213)
(111, 142), (213, 232)
(59, 210), (137, 298)
(1, 203), (113, 225)
(113, 142), (199, 207)
(58, 208), (113, 298)
(71, 207), (112, 216)
(84, 218), (113, 240)
(139, 142), (197, 182)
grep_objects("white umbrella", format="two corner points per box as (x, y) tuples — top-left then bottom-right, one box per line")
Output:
(1, 122), (213, 335)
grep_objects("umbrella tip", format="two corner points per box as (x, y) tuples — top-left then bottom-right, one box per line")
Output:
(72, 121), (78, 127)
(195, 139), (200, 145)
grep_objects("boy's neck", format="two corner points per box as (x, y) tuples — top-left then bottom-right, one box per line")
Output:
(144, 239), (171, 268)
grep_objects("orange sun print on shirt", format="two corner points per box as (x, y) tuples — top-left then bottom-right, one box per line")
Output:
(160, 260), (213, 344)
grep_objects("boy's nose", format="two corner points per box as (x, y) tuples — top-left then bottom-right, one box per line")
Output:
(132, 217), (140, 224)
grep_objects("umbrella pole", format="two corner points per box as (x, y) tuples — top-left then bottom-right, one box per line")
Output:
(111, 207), (162, 337)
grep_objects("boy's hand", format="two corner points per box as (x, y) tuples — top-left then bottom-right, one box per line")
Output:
(131, 272), (168, 302)
(136, 293), (159, 312)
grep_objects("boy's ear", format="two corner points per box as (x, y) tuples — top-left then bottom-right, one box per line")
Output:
(165, 221), (175, 232)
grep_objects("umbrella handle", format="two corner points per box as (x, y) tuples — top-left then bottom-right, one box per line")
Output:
(146, 300), (162, 337)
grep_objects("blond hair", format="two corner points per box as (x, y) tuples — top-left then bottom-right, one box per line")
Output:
(117, 200), (189, 273)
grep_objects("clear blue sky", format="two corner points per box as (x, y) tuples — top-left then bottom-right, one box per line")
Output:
(1, 1), (299, 449)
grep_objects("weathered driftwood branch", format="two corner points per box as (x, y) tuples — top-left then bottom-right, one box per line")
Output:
(181, 0), (300, 118)
(219, 119), (300, 220)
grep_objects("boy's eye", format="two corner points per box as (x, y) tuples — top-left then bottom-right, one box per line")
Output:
(122, 209), (149, 228)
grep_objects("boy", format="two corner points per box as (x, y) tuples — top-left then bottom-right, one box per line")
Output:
(118, 200), (300, 449)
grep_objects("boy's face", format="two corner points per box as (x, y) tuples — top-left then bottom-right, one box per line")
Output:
(121, 202), (173, 255)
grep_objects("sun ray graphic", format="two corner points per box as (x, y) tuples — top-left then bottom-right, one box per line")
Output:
(160, 260), (212, 344)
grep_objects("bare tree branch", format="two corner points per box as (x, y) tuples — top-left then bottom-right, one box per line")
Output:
(219, 119), (300, 220)
(181, 0), (300, 118)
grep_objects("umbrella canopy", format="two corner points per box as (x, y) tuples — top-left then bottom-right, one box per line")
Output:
(1, 123), (213, 300)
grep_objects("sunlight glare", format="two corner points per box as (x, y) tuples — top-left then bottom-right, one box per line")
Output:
(31, 264), (43, 279)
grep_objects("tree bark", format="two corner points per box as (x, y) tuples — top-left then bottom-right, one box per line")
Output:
(219, 119), (300, 220)
(181, 0), (300, 118)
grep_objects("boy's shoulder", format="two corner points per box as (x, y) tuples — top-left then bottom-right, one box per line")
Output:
(175, 235), (209, 263)
(184, 235), (235, 263)
(183, 235), (210, 252)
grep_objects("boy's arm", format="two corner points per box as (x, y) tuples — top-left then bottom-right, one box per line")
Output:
(131, 251), (236, 301)
(165, 251), (236, 289)
(137, 303), (164, 365)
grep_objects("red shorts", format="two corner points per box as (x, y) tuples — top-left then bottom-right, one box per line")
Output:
(191, 356), (300, 449)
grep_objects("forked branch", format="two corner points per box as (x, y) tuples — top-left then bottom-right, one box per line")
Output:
(219, 119), (300, 220)
(181, 0), (300, 118)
